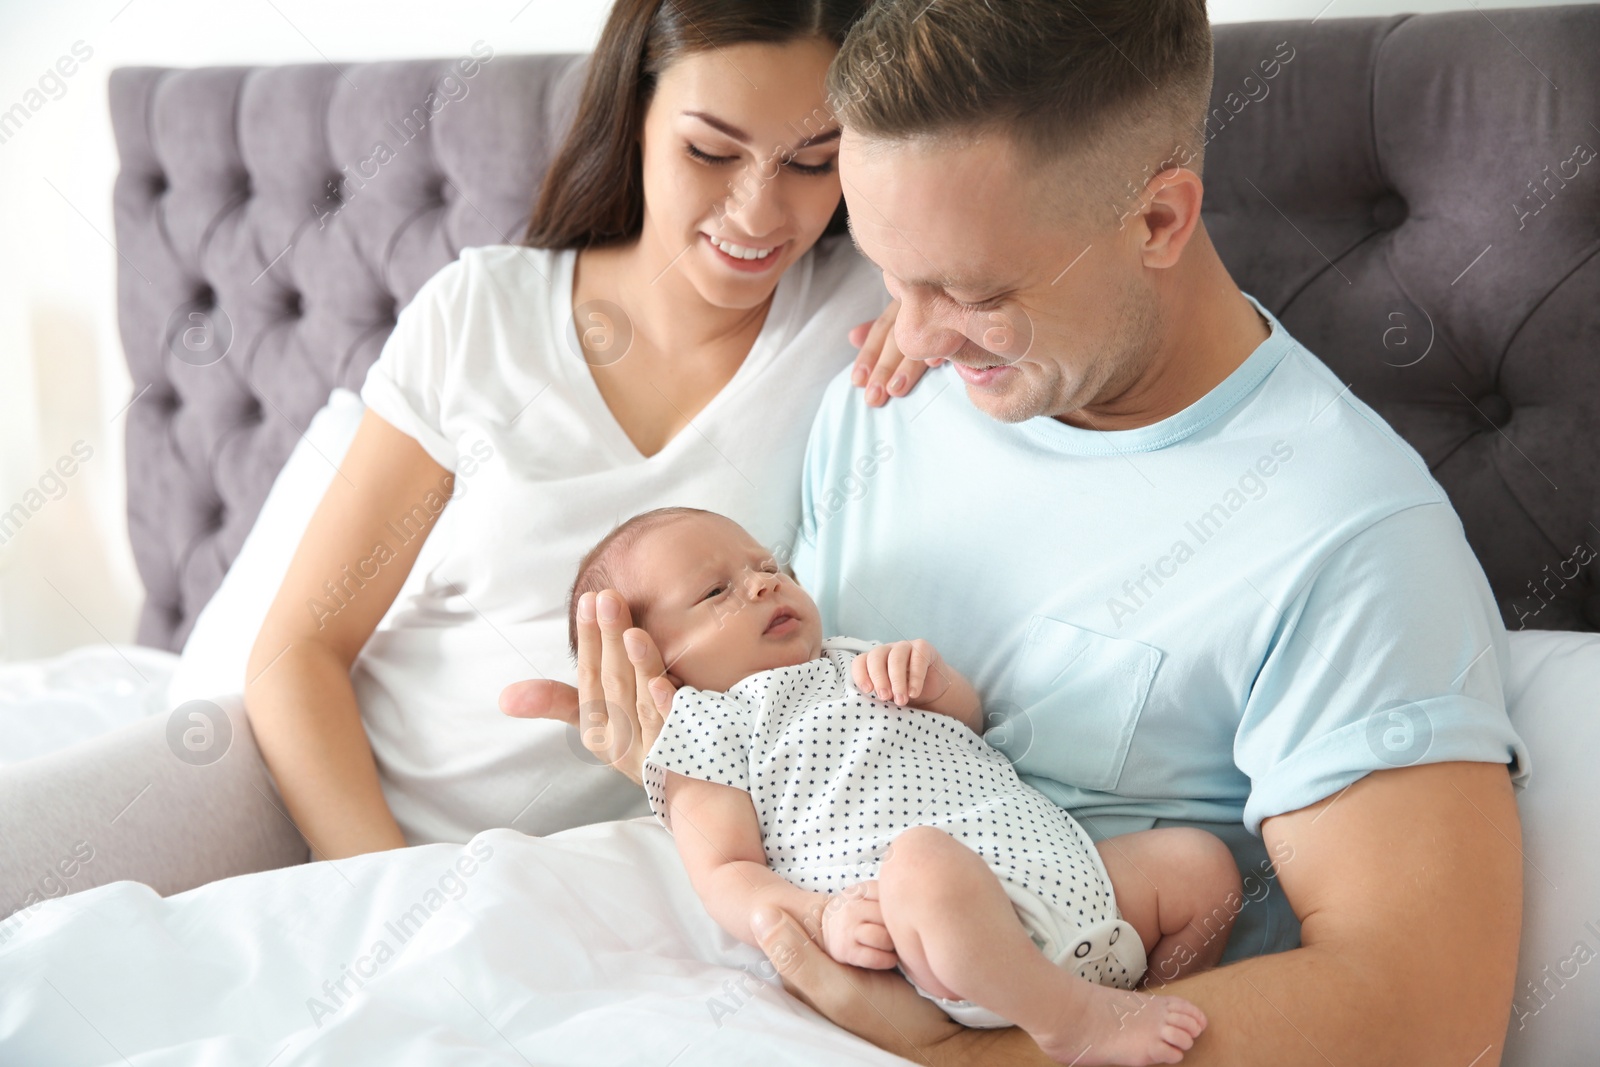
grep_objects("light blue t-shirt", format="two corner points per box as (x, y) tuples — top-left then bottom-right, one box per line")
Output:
(790, 294), (1529, 960)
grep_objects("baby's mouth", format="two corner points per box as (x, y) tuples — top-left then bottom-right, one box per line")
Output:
(764, 607), (799, 634)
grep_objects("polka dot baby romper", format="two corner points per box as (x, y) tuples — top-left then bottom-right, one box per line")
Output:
(642, 636), (1148, 1027)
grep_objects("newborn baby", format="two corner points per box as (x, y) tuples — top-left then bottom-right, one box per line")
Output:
(566, 506), (1242, 1065)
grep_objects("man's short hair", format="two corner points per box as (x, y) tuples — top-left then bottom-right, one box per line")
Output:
(828, 0), (1215, 222)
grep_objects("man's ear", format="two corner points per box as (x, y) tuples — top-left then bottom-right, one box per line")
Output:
(1134, 166), (1204, 270)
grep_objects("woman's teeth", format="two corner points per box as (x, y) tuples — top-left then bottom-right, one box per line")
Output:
(714, 238), (775, 261)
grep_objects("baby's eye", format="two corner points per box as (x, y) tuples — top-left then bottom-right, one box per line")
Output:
(700, 584), (726, 602)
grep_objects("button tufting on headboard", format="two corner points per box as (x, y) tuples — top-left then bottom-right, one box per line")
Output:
(1198, 7), (1599, 634)
(1369, 193), (1408, 230)
(108, 11), (1599, 652)
(111, 52), (592, 650)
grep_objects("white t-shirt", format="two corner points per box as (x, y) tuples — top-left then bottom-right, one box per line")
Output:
(355, 237), (890, 844)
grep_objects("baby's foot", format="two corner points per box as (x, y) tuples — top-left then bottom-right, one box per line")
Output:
(1035, 983), (1207, 1066)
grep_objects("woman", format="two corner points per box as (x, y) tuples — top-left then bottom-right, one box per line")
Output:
(240, 0), (930, 863)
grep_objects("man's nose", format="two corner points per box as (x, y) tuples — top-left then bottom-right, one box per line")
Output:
(896, 296), (967, 363)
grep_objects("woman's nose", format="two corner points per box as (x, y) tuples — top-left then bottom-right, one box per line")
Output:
(720, 161), (784, 238)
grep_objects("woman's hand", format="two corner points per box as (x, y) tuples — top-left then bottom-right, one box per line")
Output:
(849, 299), (944, 407)
(498, 589), (676, 785)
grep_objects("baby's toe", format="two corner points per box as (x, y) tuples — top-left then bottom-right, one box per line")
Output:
(1159, 1022), (1197, 1051)
(1169, 998), (1207, 1034)
(1151, 1043), (1185, 1065)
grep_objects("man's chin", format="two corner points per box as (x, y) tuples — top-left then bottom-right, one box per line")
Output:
(962, 381), (1044, 424)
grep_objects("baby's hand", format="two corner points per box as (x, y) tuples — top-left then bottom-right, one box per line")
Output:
(852, 639), (952, 708)
(820, 880), (898, 969)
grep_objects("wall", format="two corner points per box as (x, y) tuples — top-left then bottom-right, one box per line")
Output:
(0, 0), (1586, 659)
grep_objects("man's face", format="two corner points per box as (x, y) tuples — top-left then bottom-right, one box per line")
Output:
(631, 515), (825, 693)
(839, 129), (1161, 424)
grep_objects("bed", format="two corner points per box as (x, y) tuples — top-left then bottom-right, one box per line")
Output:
(2, 5), (1597, 1064)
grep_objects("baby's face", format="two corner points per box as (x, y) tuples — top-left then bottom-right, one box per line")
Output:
(630, 514), (824, 692)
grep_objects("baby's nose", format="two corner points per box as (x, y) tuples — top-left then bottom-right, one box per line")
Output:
(744, 567), (778, 597)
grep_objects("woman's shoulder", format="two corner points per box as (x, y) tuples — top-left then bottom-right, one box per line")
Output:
(406, 244), (566, 307)
(450, 244), (568, 295)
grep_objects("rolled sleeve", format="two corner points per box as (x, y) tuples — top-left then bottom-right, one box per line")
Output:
(1236, 502), (1531, 835)
(358, 259), (466, 470)
(642, 686), (757, 830)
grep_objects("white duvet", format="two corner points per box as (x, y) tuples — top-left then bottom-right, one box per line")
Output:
(3, 629), (1598, 1064)
(0, 817), (904, 1066)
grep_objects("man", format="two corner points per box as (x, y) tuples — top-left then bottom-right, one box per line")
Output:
(511, 1), (1530, 1062)
(756, 1), (1530, 1064)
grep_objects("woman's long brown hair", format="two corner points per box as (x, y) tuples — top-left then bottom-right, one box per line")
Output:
(522, 0), (870, 250)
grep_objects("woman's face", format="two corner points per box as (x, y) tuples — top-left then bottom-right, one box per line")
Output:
(637, 37), (844, 310)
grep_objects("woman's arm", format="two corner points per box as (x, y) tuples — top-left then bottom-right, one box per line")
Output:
(664, 770), (829, 948)
(244, 410), (453, 859)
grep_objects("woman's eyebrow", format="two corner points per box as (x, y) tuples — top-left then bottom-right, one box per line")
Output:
(685, 111), (751, 143)
(684, 111), (840, 152)
(791, 127), (842, 150)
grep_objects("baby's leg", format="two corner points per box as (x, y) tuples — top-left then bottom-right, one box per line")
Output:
(1094, 828), (1244, 989)
(878, 825), (1207, 1066)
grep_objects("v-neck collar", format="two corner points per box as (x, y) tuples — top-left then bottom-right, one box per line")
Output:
(549, 246), (811, 465)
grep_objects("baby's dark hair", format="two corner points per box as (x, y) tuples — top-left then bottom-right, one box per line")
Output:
(566, 506), (719, 662)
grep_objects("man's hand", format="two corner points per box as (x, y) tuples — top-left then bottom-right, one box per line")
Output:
(498, 589), (676, 784)
(851, 639), (952, 707)
(819, 881), (899, 970)
(751, 905), (1002, 1067)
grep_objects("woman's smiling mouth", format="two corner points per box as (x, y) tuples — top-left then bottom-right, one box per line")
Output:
(704, 232), (785, 273)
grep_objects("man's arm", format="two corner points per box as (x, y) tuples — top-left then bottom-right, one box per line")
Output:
(754, 759), (1523, 1067)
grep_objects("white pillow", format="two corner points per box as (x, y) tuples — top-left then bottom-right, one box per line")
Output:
(1501, 628), (1600, 1066)
(165, 389), (367, 706)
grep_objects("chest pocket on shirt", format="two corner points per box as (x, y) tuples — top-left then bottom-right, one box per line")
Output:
(986, 615), (1162, 794)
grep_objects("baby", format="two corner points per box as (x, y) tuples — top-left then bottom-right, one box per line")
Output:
(567, 506), (1242, 1066)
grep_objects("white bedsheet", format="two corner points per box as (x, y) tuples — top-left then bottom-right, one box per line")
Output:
(3, 631), (1596, 1064)
(0, 817), (905, 1066)
(0, 644), (177, 767)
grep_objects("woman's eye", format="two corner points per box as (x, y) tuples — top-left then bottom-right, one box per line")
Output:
(783, 157), (836, 177)
(687, 143), (736, 166)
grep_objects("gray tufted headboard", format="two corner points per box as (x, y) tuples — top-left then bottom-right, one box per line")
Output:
(111, 6), (1600, 652)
